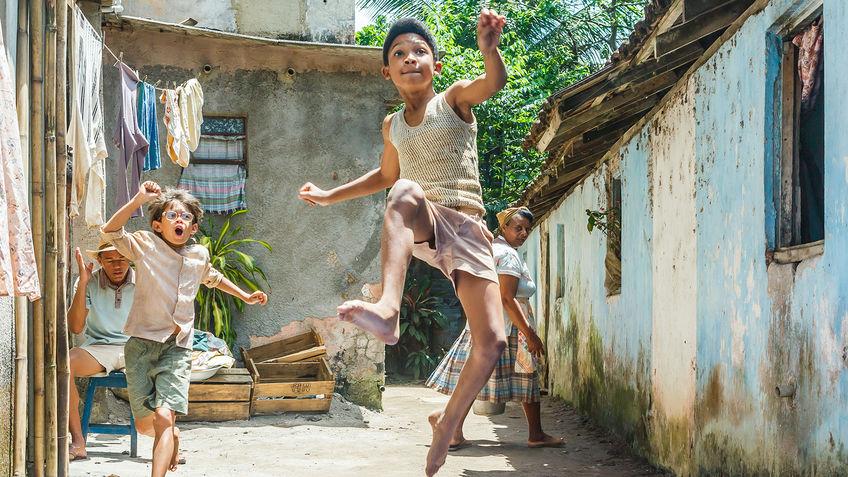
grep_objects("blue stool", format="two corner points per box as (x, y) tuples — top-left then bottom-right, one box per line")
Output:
(81, 371), (138, 458)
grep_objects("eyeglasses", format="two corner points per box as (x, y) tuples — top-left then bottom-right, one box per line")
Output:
(163, 211), (194, 222)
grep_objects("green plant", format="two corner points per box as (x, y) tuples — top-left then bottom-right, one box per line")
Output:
(389, 260), (449, 380)
(195, 209), (271, 348)
(586, 208), (620, 236)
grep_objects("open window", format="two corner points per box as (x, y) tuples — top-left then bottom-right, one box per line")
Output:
(605, 177), (622, 295)
(775, 15), (824, 261)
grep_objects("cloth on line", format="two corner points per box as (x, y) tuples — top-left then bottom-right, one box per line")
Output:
(68, 5), (108, 227)
(0, 19), (40, 300)
(113, 62), (149, 218)
(793, 18), (823, 112)
(178, 163), (247, 214)
(161, 88), (190, 167)
(178, 79), (204, 152)
(193, 135), (244, 162)
(137, 81), (161, 171)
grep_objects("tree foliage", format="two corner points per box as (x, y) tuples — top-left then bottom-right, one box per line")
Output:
(357, 0), (646, 224)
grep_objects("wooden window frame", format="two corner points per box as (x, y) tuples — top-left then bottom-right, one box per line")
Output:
(774, 12), (824, 263)
(193, 114), (249, 173)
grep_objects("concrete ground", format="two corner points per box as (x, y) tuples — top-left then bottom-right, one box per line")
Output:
(71, 386), (665, 477)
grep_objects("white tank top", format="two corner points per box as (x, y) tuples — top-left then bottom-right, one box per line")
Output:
(390, 93), (485, 215)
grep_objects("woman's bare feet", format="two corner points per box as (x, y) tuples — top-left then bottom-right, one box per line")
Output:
(426, 410), (452, 476)
(168, 427), (181, 472)
(337, 300), (399, 344)
(68, 443), (87, 461)
(527, 432), (564, 448)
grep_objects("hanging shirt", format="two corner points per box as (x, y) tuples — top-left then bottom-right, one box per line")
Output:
(0, 19), (40, 300)
(113, 62), (149, 217)
(68, 5), (108, 227)
(178, 79), (204, 152)
(137, 81), (161, 171)
(161, 89), (190, 167)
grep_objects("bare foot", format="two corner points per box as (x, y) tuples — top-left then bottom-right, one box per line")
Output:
(426, 410), (451, 476)
(337, 300), (399, 345)
(69, 443), (87, 461)
(528, 433), (564, 448)
(169, 427), (181, 472)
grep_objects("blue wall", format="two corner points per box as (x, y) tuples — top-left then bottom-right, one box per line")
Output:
(526, 1), (848, 474)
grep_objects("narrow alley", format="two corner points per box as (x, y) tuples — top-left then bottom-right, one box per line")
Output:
(71, 386), (664, 477)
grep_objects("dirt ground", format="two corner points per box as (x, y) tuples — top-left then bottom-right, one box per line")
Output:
(71, 385), (666, 477)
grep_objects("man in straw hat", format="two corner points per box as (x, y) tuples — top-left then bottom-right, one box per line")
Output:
(67, 241), (135, 461)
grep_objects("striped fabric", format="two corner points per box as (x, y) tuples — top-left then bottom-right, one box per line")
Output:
(177, 163), (246, 214)
(426, 327), (540, 403)
(193, 135), (244, 162)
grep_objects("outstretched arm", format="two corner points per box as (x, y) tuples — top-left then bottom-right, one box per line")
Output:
(445, 9), (507, 109)
(214, 276), (268, 305)
(299, 116), (400, 206)
(102, 181), (161, 233)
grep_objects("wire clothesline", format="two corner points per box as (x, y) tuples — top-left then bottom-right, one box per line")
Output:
(101, 38), (195, 92)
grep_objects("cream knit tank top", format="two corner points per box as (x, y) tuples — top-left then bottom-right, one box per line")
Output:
(390, 93), (485, 215)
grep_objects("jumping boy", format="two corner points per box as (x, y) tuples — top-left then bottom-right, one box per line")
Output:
(299, 10), (508, 475)
(101, 181), (267, 477)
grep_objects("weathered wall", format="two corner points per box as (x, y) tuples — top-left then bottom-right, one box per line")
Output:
(71, 26), (396, 408)
(121, 0), (355, 43)
(526, 0), (848, 474)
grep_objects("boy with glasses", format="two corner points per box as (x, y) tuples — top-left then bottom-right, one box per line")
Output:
(101, 181), (267, 476)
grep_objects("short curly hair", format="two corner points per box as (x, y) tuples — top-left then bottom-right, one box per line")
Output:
(147, 188), (204, 227)
(382, 18), (438, 66)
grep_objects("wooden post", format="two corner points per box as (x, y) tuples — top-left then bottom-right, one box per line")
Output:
(12, 0), (29, 475)
(44, 0), (59, 474)
(30, 0), (46, 474)
(55, 1), (69, 475)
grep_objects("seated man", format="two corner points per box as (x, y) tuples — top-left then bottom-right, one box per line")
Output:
(68, 241), (135, 461)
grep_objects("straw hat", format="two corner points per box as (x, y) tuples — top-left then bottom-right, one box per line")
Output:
(85, 240), (120, 261)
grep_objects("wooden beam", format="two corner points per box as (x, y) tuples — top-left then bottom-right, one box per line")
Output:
(559, 42), (703, 114)
(683, 0), (720, 20)
(656, 0), (753, 57)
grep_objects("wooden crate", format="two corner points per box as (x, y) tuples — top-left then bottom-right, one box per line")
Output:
(246, 358), (335, 415)
(179, 368), (253, 422)
(241, 329), (326, 365)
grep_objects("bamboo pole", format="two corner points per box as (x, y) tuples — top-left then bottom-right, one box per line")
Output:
(55, 1), (69, 475)
(12, 0), (29, 475)
(44, 0), (59, 473)
(30, 0), (46, 474)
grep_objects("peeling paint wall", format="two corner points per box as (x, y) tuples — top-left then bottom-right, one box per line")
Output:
(526, 0), (848, 474)
(72, 26), (395, 408)
(121, 0), (355, 44)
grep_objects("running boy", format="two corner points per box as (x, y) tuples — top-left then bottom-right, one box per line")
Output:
(299, 10), (508, 475)
(101, 181), (267, 477)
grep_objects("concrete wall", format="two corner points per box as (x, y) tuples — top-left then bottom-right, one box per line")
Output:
(70, 26), (396, 408)
(525, 0), (848, 474)
(121, 0), (355, 43)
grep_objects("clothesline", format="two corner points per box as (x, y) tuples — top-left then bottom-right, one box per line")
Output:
(101, 38), (195, 92)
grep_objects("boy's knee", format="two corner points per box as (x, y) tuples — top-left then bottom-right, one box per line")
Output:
(152, 408), (175, 429)
(387, 179), (425, 209)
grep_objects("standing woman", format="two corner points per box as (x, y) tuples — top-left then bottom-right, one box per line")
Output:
(427, 207), (563, 449)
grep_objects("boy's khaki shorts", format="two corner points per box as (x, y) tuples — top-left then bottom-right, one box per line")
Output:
(413, 200), (499, 288)
(124, 335), (192, 419)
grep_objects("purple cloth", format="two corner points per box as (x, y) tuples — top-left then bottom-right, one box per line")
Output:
(113, 62), (149, 217)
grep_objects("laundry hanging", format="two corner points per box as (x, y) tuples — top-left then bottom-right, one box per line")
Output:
(793, 18), (823, 112)
(68, 5), (108, 227)
(178, 162), (247, 214)
(178, 78), (204, 152)
(161, 88), (190, 167)
(0, 21), (40, 300)
(113, 62), (149, 217)
(137, 81), (161, 171)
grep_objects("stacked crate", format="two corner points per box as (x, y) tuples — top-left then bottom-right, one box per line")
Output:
(179, 368), (253, 422)
(241, 329), (336, 414)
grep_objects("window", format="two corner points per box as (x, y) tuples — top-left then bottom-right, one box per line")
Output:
(776, 15), (824, 255)
(193, 116), (248, 171)
(605, 177), (622, 295)
(556, 224), (565, 300)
